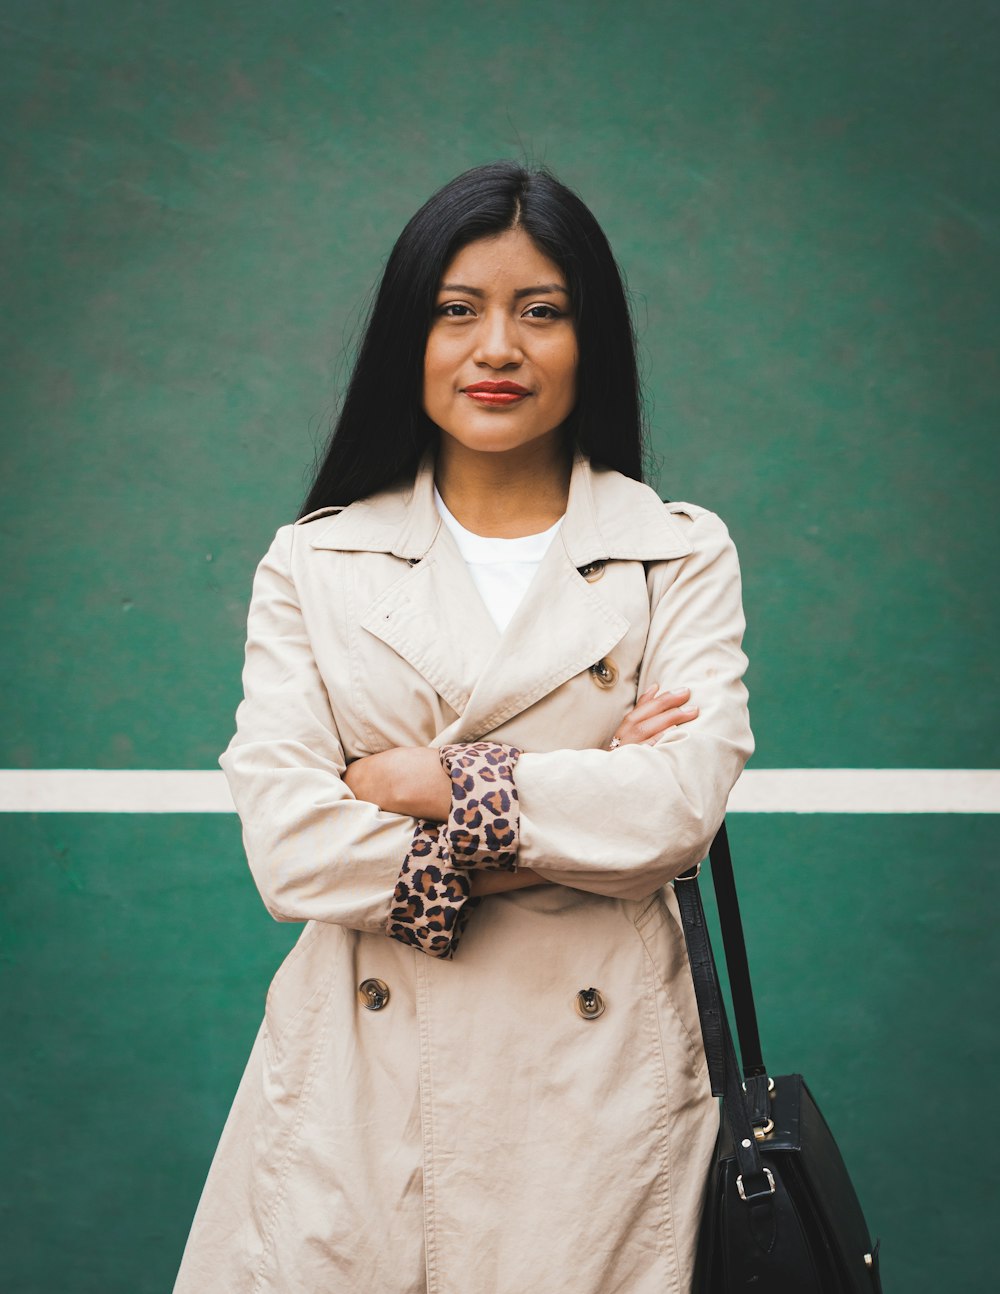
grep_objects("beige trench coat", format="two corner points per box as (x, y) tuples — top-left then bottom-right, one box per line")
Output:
(174, 451), (754, 1294)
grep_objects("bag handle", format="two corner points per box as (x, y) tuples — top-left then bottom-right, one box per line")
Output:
(678, 821), (772, 1125)
(674, 847), (777, 1206)
(707, 823), (773, 1122)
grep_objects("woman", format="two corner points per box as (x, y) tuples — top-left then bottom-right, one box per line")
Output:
(174, 161), (753, 1293)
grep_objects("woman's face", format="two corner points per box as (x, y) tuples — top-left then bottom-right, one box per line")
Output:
(423, 228), (578, 459)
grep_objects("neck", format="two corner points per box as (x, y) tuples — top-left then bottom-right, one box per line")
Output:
(434, 434), (572, 538)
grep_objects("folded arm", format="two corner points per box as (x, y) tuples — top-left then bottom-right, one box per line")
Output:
(345, 678), (700, 899)
(514, 507), (753, 901)
(220, 526), (423, 931)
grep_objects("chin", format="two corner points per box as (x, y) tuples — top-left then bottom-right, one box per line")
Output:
(434, 420), (568, 460)
(463, 436), (545, 458)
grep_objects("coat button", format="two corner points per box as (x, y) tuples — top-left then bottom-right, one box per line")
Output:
(589, 658), (618, 689)
(578, 560), (607, 582)
(575, 987), (606, 1020)
(358, 978), (390, 1011)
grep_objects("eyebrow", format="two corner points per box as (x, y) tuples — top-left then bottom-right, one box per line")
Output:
(438, 282), (569, 299)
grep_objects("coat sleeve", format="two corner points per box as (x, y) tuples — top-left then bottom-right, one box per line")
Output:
(219, 524), (417, 930)
(513, 506), (754, 901)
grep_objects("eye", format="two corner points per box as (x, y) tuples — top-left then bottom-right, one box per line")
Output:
(437, 302), (476, 318)
(522, 303), (564, 320)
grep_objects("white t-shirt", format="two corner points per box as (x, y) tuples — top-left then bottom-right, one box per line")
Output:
(434, 487), (564, 633)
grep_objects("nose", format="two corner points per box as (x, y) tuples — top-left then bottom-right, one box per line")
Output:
(473, 308), (523, 369)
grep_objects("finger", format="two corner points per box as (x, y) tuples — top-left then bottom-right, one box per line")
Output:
(644, 714), (698, 745)
(651, 684), (691, 706)
(614, 700), (677, 744)
(619, 705), (698, 744)
(626, 686), (691, 726)
(611, 687), (697, 749)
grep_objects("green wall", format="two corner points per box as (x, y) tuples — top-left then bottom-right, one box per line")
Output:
(2, 2), (997, 1290)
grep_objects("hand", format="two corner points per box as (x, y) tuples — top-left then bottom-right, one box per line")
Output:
(607, 685), (698, 750)
(343, 747), (451, 822)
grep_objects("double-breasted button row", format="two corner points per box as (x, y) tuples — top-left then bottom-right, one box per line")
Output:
(358, 980), (607, 1020)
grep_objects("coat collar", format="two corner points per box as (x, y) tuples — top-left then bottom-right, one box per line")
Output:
(306, 450), (692, 564)
(304, 450), (692, 741)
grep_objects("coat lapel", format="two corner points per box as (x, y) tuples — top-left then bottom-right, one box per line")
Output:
(440, 453), (692, 741)
(358, 542), (500, 717)
(308, 450), (693, 738)
(309, 456), (500, 716)
(439, 532), (630, 741)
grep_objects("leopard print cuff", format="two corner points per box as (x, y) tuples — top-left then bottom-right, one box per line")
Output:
(439, 741), (522, 871)
(385, 819), (480, 960)
(385, 741), (522, 959)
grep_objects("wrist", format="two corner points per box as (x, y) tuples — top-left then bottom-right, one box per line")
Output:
(398, 747), (451, 821)
(470, 867), (547, 897)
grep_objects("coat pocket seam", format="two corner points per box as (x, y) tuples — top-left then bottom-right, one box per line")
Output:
(633, 901), (705, 1071)
(263, 921), (327, 1063)
(253, 963), (338, 1292)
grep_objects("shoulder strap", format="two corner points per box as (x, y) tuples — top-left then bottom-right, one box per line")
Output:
(709, 823), (766, 1080)
(677, 822), (772, 1126)
(673, 853), (778, 1203)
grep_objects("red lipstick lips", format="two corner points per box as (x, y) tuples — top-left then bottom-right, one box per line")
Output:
(463, 380), (530, 406)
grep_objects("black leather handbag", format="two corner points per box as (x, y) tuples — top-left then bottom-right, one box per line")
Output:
(674, 823), (883, 1292)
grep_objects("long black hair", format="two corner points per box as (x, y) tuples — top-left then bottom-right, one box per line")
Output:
(300, 161), (646, 515)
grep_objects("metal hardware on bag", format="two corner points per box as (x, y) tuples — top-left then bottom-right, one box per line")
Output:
(736, 1167), (775, 1202)
(589, 658), (618, 688)
(575, 987), (606, 1020)
(358, 978), (390, 1011)
(743, 1076), (777, 1094)
(753, 1118), (775, 1140)
(674, 861), (702, 881)
(578, 560), (607, 582)
(864, 1253), (873, 1269)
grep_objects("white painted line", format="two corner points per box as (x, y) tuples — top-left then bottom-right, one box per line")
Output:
(0, 768), (998, 814)
(727, 769), (1000, 814)
(0, 770), (236, 814)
